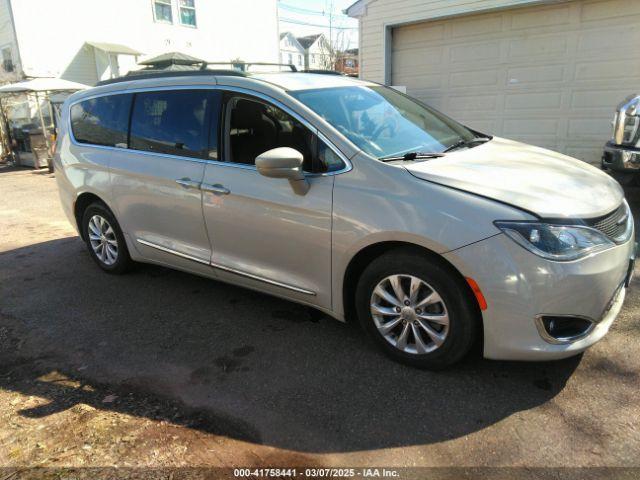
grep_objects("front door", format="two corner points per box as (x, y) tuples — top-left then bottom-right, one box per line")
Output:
(110, 89), (219, 267)
(201, 93), (347, 309)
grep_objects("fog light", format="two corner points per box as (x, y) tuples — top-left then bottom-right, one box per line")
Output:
(535, 315), (595, 344)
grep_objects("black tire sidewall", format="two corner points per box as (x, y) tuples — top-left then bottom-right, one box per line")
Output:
(355, 250), (478, 369)
(81, 203), (131, 274)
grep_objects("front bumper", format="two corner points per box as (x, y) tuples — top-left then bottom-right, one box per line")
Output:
(444, 232), (635, 361)
(602, 141), (640, 171)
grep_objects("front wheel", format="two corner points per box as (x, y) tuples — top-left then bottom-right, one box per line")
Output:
(355, 249), (479, 369)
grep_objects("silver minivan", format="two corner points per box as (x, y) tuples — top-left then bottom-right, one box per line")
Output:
(54, 71), (635, 368)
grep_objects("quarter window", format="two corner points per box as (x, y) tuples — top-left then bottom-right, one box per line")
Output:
(153, 0), (173, 23)
(129, 90), (209, 158)
(179, 0), (197, 26)
(70, 94), (132, 147)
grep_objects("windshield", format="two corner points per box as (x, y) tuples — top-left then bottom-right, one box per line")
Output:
(289, 85), (477, 159)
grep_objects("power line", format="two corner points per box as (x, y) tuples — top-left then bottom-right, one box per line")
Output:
(279, 17), (357, 29)
(278, 2), (351, 19)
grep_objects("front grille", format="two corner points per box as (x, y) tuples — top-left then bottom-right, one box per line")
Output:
(584, 203), (629, 242)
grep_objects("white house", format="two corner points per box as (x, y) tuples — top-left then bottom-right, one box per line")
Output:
(297, 34), (331, 70)
(0, 0), (280, 86)
(280, 32), (304, 70)
(346, 0), (640, 165)
(279, 32), (305, 70)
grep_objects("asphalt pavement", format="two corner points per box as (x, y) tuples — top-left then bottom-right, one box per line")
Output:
(1, 165), (639, 470)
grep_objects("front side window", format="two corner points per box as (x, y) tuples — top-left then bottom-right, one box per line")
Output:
(290, 85), (476, 160)
(298, 55), (302, 66)
(153, 0), (173, 23)
(179, 0), (196, 26)
(225, 96), (344, 173)
(129, 90), (209, 158)
(70, 94), (132, 147)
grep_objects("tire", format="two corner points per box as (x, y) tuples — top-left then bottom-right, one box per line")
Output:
(81, 202), (132, 274)
(355, 248), (479, 369)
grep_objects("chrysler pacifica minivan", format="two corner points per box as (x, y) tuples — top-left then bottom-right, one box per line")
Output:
(54, 71), (635, 368)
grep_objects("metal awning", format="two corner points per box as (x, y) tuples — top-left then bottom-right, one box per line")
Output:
(86, 41), (143, 56)
(0, 77), (90, 93)
(0, 77), (89, 165)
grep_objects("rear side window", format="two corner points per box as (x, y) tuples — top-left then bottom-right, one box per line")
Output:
(70, 94), (132, 147)
(129, 90), (209, 158)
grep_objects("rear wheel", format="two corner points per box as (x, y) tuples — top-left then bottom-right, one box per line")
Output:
(81, 203), (132, 274)
(355, 249), (478, 369)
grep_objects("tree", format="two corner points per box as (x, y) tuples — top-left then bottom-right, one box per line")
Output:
(317, 30), (352, 71)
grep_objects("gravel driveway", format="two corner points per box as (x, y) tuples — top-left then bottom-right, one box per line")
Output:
(1, 165), (639, 475)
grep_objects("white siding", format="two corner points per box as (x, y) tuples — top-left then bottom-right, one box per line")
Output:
(306, 39), (331, 69)
(0, 0), (20, 81)
(9, 0), (280, 85)
(280, 33), (305, 68)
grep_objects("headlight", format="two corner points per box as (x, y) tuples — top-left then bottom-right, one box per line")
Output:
(494, 221), (615, 261)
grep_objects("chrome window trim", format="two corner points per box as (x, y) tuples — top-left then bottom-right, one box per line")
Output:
(67, 84), (353, 176)
(136, 238), (315, 295)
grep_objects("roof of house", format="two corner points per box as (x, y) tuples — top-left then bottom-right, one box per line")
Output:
(297, 34), (323, 49)
(86, 41), (143, 56)
(344, 0), (373, 17)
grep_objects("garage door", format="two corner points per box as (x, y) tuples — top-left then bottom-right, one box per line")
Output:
(391, 0), (640, 164)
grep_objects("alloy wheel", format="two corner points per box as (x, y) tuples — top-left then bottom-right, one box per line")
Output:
(88, 214), (118, 266)
(370, 274), (450, 354)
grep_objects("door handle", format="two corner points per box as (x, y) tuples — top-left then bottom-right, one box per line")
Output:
(176, 178), (201, 189)
(201, 183), (230, 195)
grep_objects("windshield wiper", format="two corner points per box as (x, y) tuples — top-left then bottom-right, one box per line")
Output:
(444, 136), (492, 153)
(379, 151), (445, 162)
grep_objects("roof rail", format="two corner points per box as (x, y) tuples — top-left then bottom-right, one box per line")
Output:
(201, 61), (297, 72)
(95, 69), (246, 86)
(300, 69), (346, 76)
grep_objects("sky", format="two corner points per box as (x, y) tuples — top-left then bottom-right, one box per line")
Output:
(277, 0), (359, 50)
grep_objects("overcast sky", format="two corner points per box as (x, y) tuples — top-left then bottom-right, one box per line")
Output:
(278, 0), (359, 49)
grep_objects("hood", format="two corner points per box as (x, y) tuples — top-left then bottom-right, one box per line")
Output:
(405, 137), (624, 218)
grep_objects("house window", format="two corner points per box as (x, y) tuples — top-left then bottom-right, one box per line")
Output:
(345, 59), (355, 68)
(288, 53), (293, 65)
(311, 54), (315, 63)
(153, 0), (173, 23)
(2, 47), (13, 72)
(298, 54), (302, 66)
(179, 0), (197, 27)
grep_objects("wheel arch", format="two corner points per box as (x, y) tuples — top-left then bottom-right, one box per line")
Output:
(74, 192), (113, 240)
(342, 241), (483, 330)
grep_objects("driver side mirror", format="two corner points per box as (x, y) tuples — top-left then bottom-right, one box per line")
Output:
(255, 147), (309, 195)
